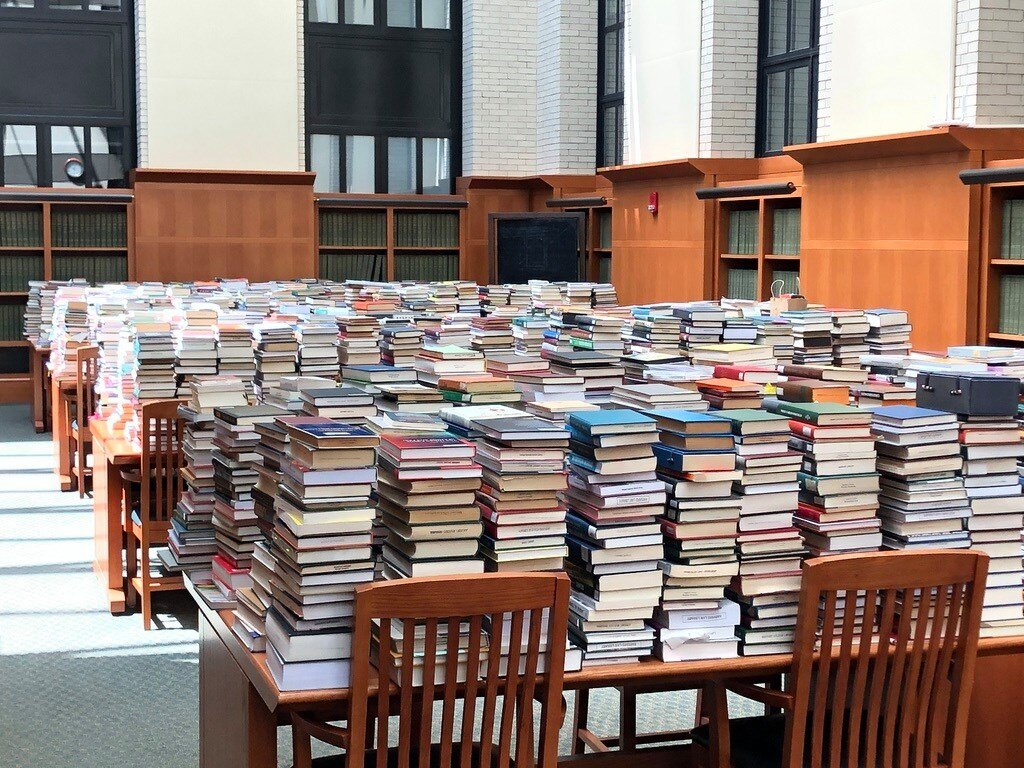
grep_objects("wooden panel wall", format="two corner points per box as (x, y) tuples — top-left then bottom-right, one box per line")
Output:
(608, 172), (709, 305)
(797, 150), (974, 351)
(132, 170), (316, 283)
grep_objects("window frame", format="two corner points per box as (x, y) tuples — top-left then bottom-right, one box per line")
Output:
(308, 132), (456, 194)
(755, 0), (819, 157)
(596, 0), (624, 168)
(0, 122), (129, 188)
(0, 0), (130, 19)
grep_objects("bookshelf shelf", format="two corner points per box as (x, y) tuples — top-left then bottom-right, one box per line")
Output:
(0, 292), (29, 298)
(988, 332), (1024, 343)
(990, 259), (1024, 267)
(765, 253), (801, 261)
(50, 247), (129, 253)
(0, 246), (42, 253)
(317, 245), (387, 252)
(393, 246), (460, 253)
(719, 253), (759, 261)
(0, 340), (28, 348)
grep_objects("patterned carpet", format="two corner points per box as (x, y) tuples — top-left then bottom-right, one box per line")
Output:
(0, 403), (755, 767)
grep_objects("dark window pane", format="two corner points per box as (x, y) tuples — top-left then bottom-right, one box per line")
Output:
(387, 0), (415, 27)
(308, 0), (338, 22)
(310, 134), (341, 192)
(791, 0), (812, 50)
(346, 135), (375, 193)
(616, 28), (625, 93)
(764, 70), (786, 153)
(86, 0), (121, 8)
(787, 65), (811, 145)
(388, 137), (416, 193)
(90, 126), (126, 188)
(2, 125), (38, 186)
(603, 30), (619, 95)
(50, 126), (87, 187)
(422, 0), (449, 29)
(604, 0), (618, 25)
(768, 0), (788, 55)
(343, 0), (372, 23)
(421, 137), (450, 194)
(601, 105), (622, 167)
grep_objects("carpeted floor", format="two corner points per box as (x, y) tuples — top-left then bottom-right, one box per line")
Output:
(0, 402), (756, 767)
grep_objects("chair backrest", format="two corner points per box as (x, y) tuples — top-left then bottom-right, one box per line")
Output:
(139, 399), (184, 531)
(74, 345), (100, 433)
(346, 572), (572, 768)
(783, 550), (988, 768)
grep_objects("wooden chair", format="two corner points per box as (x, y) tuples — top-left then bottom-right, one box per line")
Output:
(124, 399), (185, 630)
(693, 550), (989, 768)
(290, 571), (572, 768)
(70, 345), (99, 497)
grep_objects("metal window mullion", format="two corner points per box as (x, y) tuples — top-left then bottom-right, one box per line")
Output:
(37, 125), (51, 188)
(375, 134), (387, 194)
(339, 132), (348, 193)
(84, 125), (95, 187)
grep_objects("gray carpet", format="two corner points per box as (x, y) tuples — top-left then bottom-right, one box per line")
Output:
(0, 402), (755, 767)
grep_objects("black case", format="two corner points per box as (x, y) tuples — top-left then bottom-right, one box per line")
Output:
(915, 373), (1018, 417)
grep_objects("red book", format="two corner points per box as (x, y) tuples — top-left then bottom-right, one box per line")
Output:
(713, 364), (778, 384)
(379, 434), (476, 460)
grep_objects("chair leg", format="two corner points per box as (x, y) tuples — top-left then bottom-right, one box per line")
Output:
(68, 435), (78, 493)
(124, 532), (138, 612)
(619, 686), (638, 753)
(573, 688), (591, 755)
(291, 715), (314, 768)
(140, 544), (152, 630)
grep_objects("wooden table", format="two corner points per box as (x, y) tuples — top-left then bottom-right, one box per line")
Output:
(91, 420), (140, 614)
(49, 372), (76, 491)
(186, 577), (1024, 768)
(30, 343), (51, 433)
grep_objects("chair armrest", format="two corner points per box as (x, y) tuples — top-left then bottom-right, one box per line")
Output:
(724, 680), (795, 710)
(290, 711), (350, 750)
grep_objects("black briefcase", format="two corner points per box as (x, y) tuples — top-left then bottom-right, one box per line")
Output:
(915, 373), (1019, 417)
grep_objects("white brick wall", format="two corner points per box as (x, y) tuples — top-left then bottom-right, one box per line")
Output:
(699, 0), (758, 157)
(955, 0), (1024, 125)
(816, 0), (834, 140)
(297, 0), (306, 170)
(535, 0), (597, 174)
(463, 0), (538, 175)
(135, 0), (148, 166)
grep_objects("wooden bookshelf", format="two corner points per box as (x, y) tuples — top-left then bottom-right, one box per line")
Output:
(0, 190), (133, 402)
(980, 185), (1024, 346)
(714, 195), (802, 301)
(561, 203), (612, 283)
(315, 195), (467, 283)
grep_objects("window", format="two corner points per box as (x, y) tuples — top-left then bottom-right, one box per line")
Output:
(597, 0), (624, 168)
(305, 0), (459, 193)
(756, 0), (818, 156)
(0, 0), (122, 8)
(0, 123), (128, 187)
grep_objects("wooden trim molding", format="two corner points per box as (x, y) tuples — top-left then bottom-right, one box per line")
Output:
(130, 169), (316, 187)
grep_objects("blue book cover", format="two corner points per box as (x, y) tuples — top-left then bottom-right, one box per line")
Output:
(652, 444), (685, 473)
(872, 405), (952, 421)
(567, 453), (600, 472)
(289, 422), (376, 439)
(646, 409), (729, 425)
(567, 409), (655, 432)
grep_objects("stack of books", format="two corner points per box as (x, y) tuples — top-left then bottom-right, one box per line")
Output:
(380, 325), (423, 367)
(133, 319), (178, 400)
(784, 310), (834, 365)
(508, 370), (586, 403)
(623, 311), (681, 354)
(342, 364), (417, 394)
(545, 349), (624, 405)
(777, 402), (881, 556)
(376, 433), (485, 577)
(830, 309), (871, 367)
(688, 343), (774, 369)
(174, 304), (219, 394)
(695, 378), (763, 409)
(484, 352), (549, 377)
(469, 315), (514, 354)
(337, 316), (383, 366)
(592, 283), (618, 307)
(375, 382), (447, 414)
(438, 374), (522, 406)
(523, 399), (598, 424)
(443, 405), (571, 571)
(564, 409), (664, 665)
(871, 406), (969, 552)
(717, 409), (804, 656)
(164, 404), (219, 578)
(676, 305), (725, 351)
(511, 316), (548, 354)
(609, 382), (707, 412)
(211, 405), (289, 602)
(300, 385), (377, 423)
(253, 322), (298, 402)
(958, 412), (1024, 636)
(866, 309), (912, 355)
(570, 314), (626, 355)
(651, 410), (740, 660)
(261, 375), (337, 411)
(216, 318), (257, 386)
(413, 344), (486, 386)
(265, 419), (380, 690)
(295, 319), (340, 378)
(751, 317), (794, 363)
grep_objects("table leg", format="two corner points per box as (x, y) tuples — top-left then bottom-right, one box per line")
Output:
(92, 444), (126, 614)
(31, 349), (44, 433)
(52, 380), (72, 491)
(965, 652), (1024, 768)
(200, 614), (278, 768)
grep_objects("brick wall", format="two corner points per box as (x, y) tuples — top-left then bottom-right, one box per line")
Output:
(956, 0), (1024, 125)
(699, 0), (759, 157)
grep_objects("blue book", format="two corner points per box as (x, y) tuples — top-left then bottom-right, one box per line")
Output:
(567, 409), (656, 435)
(646, 409), (732, 434)
(871, 405), (957, 424)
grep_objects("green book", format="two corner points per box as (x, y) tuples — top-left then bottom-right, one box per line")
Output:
(768, 401), (870, 425)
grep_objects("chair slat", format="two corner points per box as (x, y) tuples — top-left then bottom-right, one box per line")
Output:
(864, 587), (898, 766)
(915, 583), (949, 768)
(845, 588), (878, 768)
(459, 614), (484, 768)
(810, 589), (838, 767)
(478, 610), (505, 768)
(437, 617), (461, 768)
(931, 582), (965, 763)
(398, 618), (415, 768)
(497, 610), (525, 768)
(516, 608), (545, 768)
(376, 618), (392, 768)
(417, 618), (438, 768)
(829, 589), (859, 768)
(897, 585), (934, 768)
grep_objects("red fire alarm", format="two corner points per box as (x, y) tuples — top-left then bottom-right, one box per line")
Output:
(647, 191), (659, 215)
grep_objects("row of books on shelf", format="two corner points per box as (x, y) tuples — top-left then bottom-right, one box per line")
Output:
(0, 208), (127, 248)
